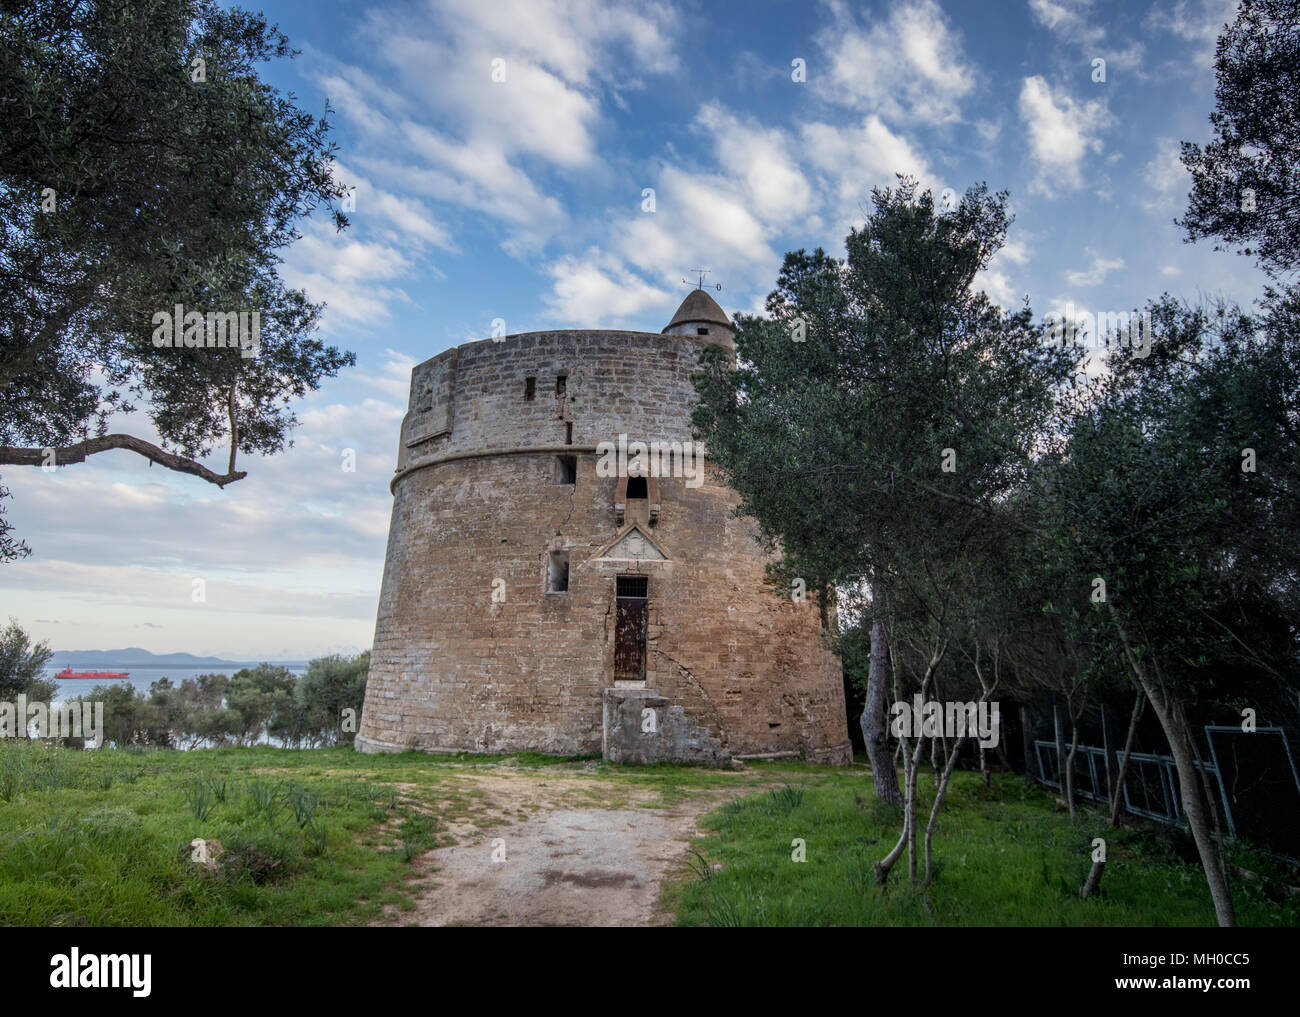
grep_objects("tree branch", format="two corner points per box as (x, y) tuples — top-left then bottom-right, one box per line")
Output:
(0, 435), (247, 487)
(0, 278), (96, 391)
(227, 379), (239, 477)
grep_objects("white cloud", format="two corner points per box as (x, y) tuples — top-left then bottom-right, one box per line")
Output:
(358, 149), (565, 258)
(363, 0), (679, 170)
(538, 98), (835, 329)
(7, 558), (379, 657)
(534, 83), (829, 325)
(1064, 251), (1126, 287)
(801, 115), (941, 242)
(545, 97), (948, 330)
(543, 252), (673, 325)
(1018, 75), (1113, 195)
(1146, 0), (1240, 69)
(695, 104), (814, 226)
(612, 163), (783, 292)
(331, 162), (458, 252)
(730, 49), (789, 91)
(357, 349), (418, 403)
(280, 224), (416, 328)
(973, 238), (1034, 307)
(814, 0), (977, 125)
(432, 0), (680, 85)
(658, 169), (776, 266)
(310, 64), (414, 125)
(1039, 299), (1118, 377)
(1161, 265), (1183, 277)
(546, 99), (947, 327)
(306, 0), (681, 256)
(1028, 0), (1145, 71)
(1141, 137), (1190, 211)
(1000, 239), (1032, 266)
(973, 267), (1017, 307)
(380, 34), (600, 170)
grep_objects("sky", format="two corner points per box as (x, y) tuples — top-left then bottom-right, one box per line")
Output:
(0, 0), (1267, 659)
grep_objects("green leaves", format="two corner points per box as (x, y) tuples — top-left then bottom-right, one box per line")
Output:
(1177, 0), (1300, 279)
(1043, 292), (1300, 702)
(692, 179), (1068, 620)
(0, 618), (53, 701)
(0, 0), (355, 543)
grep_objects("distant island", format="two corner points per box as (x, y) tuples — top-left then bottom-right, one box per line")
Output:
(51, 647), (314, 669)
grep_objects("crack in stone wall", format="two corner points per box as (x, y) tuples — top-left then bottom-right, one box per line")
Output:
(654, 647), (729, 750)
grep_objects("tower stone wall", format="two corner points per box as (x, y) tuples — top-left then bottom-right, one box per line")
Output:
(356, 317), (852, 765)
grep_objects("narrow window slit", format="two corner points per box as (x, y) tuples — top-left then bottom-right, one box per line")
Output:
(547, 550), (569, 593)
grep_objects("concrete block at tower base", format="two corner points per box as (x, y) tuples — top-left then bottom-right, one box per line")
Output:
(602, 687), (730, 765)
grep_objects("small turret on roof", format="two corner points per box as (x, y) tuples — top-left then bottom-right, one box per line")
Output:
(662, 288), (735, 348)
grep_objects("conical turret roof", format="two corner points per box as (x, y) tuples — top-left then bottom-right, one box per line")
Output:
(663, 288), (731, 333)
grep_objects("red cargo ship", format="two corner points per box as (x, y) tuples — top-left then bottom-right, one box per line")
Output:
(55, 668), (131, 679)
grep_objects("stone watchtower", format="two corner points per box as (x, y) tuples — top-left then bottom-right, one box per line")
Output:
(355, 290), (852, 765)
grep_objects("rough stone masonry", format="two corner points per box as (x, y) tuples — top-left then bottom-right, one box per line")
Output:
(355, 290), (852, 766)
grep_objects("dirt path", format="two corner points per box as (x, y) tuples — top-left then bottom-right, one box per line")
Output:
(384, 772), (755, 927)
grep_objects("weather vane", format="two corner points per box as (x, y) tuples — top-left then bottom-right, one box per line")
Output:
(682, 268), (722, 292)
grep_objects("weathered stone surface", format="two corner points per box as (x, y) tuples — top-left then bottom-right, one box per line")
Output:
(356, 322), (852, 767)
(602, 687), (729, 765)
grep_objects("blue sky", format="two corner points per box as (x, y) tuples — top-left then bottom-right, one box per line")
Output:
(1, 0), (1266, 658)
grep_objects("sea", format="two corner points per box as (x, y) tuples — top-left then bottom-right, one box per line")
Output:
(46, 665), (309, 704)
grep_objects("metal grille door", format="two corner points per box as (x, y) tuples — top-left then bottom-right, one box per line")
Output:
(614, 576), (648, 681)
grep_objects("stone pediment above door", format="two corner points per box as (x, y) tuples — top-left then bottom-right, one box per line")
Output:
(594, 525), (668, 561)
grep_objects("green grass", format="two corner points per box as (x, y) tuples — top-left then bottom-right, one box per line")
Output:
(671, 771), (1300, 927)
(3, 740), (1293, 927)
(0, 741), (476, 926)
(0, 740), (764, 926)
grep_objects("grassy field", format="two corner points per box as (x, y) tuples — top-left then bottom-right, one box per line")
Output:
(670, 771), (1300, 926)
(1, 740), (1294, 926)
(0, 739), (765, 926)
(0, 740), (560, 926)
